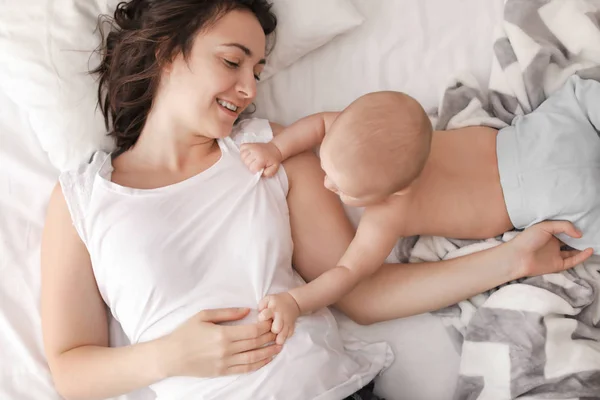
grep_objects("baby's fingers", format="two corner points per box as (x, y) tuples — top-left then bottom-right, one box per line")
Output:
(258, 308), (274, 322)
(263, 163), (279, 178)
(240, 150), (255, 165)
(276, 326), (289, 345)
(272, 312), (283, 334)
(258, 296), (270, 311)
(240, 143), (257, 152)
(248, 159), (265, 174)
(240, 145), (256, 160)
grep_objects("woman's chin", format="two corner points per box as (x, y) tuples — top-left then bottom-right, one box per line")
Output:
(219, 123), (237, 137)
(201, 119), (235, 139)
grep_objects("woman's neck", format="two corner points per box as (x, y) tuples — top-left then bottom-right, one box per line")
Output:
(127, 107), (218, 172)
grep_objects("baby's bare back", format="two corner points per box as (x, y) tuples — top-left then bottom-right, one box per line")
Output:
(395, 126), (513, 239)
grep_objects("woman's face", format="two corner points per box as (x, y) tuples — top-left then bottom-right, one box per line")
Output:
(158, 9), (267, 139)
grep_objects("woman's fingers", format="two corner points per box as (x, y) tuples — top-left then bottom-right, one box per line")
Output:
(197, 307), (250, 323)
(539, 220), (582, 238)
(224, 319), (273, 341)
(560, 248), (593, 270)
(227, 343), (282, 369)
(226, 357), (272, 375)
(229, 330), (277, 355)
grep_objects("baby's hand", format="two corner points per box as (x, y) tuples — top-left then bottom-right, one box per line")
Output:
(239, 142), (283, 177)
(258, 292), (300, 345)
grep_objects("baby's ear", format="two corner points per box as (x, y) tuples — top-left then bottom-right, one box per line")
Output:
(393, 175), (421, 196)
(392, 186), (412, 196)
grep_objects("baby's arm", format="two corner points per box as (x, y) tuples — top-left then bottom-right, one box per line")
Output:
(260, 205), (398, 343)
(240, 112), (339, 176)
(272, 112), (339, 159)
(288, 204), (399, 315)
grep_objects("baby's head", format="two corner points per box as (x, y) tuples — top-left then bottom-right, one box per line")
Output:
(320, 91), (432, 206)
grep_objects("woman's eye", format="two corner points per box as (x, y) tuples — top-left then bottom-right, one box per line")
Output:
(224, 58), (260, 81)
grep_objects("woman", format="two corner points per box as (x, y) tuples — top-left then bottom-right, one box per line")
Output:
(40, 1), (590, 399)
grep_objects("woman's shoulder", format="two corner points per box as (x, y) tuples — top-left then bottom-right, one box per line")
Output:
(59, 151), (111, 183)
(57, 151), (111, 242)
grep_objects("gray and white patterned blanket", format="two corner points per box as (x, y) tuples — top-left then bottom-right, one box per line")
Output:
(412, 0), (600, 398)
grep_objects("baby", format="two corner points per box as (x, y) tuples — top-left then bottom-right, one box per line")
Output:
(245, 91), (434, 206)
(241, 76), (598, 344)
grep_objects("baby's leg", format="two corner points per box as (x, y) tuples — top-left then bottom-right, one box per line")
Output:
(498, 75), (600, 253)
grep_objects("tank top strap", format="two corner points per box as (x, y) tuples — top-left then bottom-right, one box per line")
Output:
(229, 118), (275, 148)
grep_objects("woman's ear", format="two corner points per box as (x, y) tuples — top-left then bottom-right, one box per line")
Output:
(155, 41), (177, 73)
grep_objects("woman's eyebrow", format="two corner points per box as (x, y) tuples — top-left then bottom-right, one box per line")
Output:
(221, 43), (266, 64)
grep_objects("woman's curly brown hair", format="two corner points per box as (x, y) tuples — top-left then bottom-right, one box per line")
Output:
(93, 0), (277, 153)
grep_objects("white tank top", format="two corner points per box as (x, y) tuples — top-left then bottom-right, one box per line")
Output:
(59, 119), (392, 400)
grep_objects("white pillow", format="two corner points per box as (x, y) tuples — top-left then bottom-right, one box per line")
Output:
(0, 0), (363, 172)
(261, 0), (364, 80)
(1, 0), (121, 172)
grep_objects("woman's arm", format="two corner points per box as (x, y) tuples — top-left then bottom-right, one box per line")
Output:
(41, 184), (165, 399)
(283, 150), (591, 325)
(41, 184), (281, 400)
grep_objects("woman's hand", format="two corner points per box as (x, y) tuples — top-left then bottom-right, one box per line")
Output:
(509, 220), (594, 279)
(159, 308), (282, 378)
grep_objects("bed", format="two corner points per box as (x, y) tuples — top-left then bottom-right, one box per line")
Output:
(0, 1), (506, 399)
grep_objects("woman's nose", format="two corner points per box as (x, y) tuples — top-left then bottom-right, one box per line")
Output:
(237, 71), (257, 99)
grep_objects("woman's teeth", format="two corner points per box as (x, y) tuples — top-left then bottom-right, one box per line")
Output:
(217, 99), (238, 112)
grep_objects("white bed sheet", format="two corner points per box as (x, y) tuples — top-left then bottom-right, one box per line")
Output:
(0, 1), (504, 399)
(255, 0), (504, 125)
(0, 90), (60, 400)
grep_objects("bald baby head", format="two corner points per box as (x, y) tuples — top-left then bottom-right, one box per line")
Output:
(321, 91), (432, 205)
